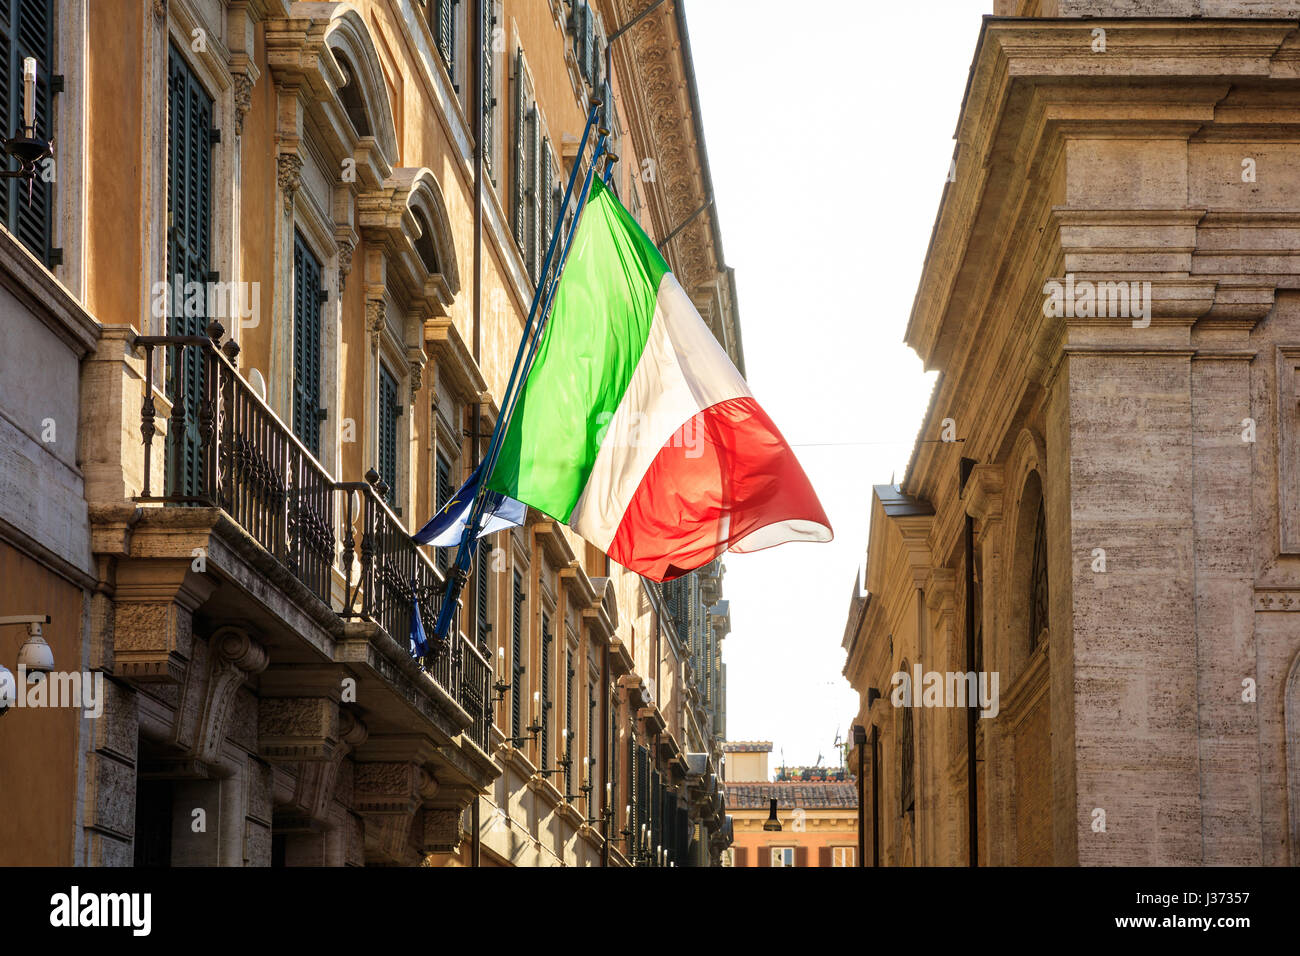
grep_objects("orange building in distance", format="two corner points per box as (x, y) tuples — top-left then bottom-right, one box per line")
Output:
(723, 742), (858, 867)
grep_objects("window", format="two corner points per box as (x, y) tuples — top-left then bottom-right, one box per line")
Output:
(480, 0), (496, 182)
(292, 231), (324, 456)
(429, 0), (457, 89)
(510, 49), (552, 285)
(570, 0), (601, 89)
(336, 54), (371, 137)
(900, 686), (915, 813)
(165, 46), (213, 498)
(510, 569), (524, 738)
(412, 207), (441, 275)
(1029, 499), (1048, 650)
(832, 846), (855, 867)
(0, 0), (53, 264)
(770, 847), (795, 867)
(377, 362), (399, 508)
(540, 612), (552, 768)
(434, 451), (453, 573)
(564, 646), (574, 794)
(474, 535), (490, 651)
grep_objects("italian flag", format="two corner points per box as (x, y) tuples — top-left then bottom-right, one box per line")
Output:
(487, 178), (831, 581)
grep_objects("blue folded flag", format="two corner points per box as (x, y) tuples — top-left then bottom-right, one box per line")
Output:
(413, 458), (526, 547)
(410, 580), (429, 658)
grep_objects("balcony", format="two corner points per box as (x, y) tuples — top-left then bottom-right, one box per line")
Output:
(129, 325), (492, 757)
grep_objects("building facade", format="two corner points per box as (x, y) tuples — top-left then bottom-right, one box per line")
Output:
(722, 742), (857, 867)
(0, 0), (736, 867)
(843, 0), (1300, 867)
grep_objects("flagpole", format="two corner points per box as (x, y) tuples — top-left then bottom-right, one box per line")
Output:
(430, 111), (609, 642)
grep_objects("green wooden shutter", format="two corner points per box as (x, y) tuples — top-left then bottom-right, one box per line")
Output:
(540, 614), (552, 767)
(0, 0), (53, 264)
(564, 646), (573, 793)
(538, 137), (553, 287)
(377, 363), (399, 507)
(582, 2), (595, 85)
(628, 733), (638, 853)
(165, 47), (213, 499)
(511, 569), (523, 738)
(292, 230), (323, 457)
(481, 0), (495, 181)
(433, 0), (455, 83)
(525, 100), (539, 282)
(510, 49), (527, 254)
(608, 689), (617, 823)
(435, 451), (453, 574)
(475, 535), (490, 650)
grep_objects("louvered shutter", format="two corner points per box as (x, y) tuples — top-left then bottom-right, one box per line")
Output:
(608, 692), (617, 822)
(540, 614), (551, 768)
(475, 535), (490, 650)
(510, 49), (527, 253)
(758, 848), (771, 867)
(377, 363), (399, 507)
(538, 137), (553, 287)
(818, 846), (833, 867)
(292, 231), (323, 457)
(510, 570), (523, 737)
(650, 770), (661, 860)
(165, 47), (213, 499)
(481, 0), (494, 179)
(564, 647), (574, 793)
(435, 452), (453, 573)
(734, 846), (748, 867)
(627, 734), (637, 853)
(433, 0), (455, 79)
(795, 846), (809, 867)
(525, 102), (540, 282)
(0, 0), (53, 264)
(583, 3), (595, 85)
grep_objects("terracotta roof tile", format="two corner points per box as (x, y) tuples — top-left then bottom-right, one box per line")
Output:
(725, 781), (858, 810)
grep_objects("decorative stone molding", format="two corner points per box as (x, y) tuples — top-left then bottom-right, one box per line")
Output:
(277, 152), (303, 215)
(1256, 590), (1300, 612)
(153, 0), (167, 20)
(354, 761), (423, 864)
(366, 297), (386, 346)
(420, 808), (464, 855)
(172, 627), (269, 768)
(233, 73), (255, 136)
(407, 356), (424, 403)
(278, 709), (369, 831)
(337, 237), (355, 290)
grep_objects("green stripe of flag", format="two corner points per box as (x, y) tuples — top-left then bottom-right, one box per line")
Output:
(487, 177), (670, 520)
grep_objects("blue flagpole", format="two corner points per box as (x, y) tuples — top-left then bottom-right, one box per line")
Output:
(430, 111), (609, 642)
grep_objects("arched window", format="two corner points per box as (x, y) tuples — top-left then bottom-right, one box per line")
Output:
(900, 662), (915, 814)
(336, 54), (372, 137)
(412, 207), (440, 274)
(1029, 500), (1048, 651)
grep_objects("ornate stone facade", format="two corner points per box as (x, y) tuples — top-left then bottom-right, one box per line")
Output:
(843, 2), (1300, 867)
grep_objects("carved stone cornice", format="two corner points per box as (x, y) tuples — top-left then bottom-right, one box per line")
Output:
(610, 0), (718, 293)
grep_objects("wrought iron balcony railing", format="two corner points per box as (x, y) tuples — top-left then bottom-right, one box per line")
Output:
(133, 324), (490, 737)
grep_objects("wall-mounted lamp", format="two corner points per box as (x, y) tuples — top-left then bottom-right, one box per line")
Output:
(0, 614), (53, 716)
(763, 797), (782, 832)
(1, 59), (54, 184)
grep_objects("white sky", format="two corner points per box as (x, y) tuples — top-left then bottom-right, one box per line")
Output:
(684, 0), (986, 770)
